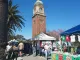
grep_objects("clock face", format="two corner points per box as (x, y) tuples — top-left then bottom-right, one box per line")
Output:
(39, 8), (42, 12)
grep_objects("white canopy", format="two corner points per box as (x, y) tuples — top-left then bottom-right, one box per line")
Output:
(34, 33), (56, 40)
(8, 39), (18, 43)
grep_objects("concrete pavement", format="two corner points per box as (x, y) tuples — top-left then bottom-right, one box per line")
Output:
(16, 55), (46, 60)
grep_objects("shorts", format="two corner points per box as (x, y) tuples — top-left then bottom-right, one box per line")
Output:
(19, 49), (23, 52)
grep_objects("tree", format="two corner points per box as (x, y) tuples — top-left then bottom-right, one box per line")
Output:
(10, 34), (27, 41)
(15, 34), (24, 40)
(46, 29), (64, 40)
(0, 0), (8, 60)
(7, 0), (25, 40)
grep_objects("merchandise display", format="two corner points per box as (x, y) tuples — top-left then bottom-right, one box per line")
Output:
(78, 35), (80, 42)
(51, 52), (80, 60)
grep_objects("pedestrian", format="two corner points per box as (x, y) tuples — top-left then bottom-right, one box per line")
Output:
(33, 45), (36, 57)
(18, 41), (24, 57)
(41, 47), (45, 56)
(44, 44), (49, 60)
(5, 42), (12, 53)
(12, 44), (18, 60)
(36, 41), (40, 56)
(5, 42), (12, 60)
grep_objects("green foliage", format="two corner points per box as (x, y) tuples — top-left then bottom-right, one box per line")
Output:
(8, 0), (25, 37)
(15, 34), (24, 40)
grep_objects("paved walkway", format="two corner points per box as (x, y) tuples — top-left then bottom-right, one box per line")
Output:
(16, 55), (46, 60)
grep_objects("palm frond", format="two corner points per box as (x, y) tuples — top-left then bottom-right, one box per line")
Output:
(8, 0), (25, 36)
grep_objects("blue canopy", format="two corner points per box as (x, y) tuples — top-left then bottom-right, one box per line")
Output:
(61, 24), (80, 35)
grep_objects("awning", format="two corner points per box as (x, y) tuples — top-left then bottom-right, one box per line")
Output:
(33, 32), (56, 40)
(61, 24), (80, 35)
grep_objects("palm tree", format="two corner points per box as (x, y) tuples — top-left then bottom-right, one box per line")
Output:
(8, 0), (25, 40)
(0, 0), (8, 60)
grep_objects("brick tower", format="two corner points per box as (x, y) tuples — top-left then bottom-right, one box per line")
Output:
(32, 0), (46, 38)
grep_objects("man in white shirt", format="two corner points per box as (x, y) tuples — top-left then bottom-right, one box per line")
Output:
(5, 42), (12, 59)
(44, 44), (49, 50)
(44, 44), (50, 59)
(6, 42), (12, 53)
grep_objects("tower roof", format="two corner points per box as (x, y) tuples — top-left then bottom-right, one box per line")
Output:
(35, 0), (43, 6)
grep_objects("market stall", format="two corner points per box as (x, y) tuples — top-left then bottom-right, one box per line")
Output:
(51, 25), (80, 60)
(33, 32), (56, 48)
(33, 32), (56, 56)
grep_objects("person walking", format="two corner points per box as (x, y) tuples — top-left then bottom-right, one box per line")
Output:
(18, 41), (24, 57)
(32, 45), (36, 57)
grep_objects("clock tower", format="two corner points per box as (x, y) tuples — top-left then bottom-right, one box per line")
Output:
(32, 0), (46, 38)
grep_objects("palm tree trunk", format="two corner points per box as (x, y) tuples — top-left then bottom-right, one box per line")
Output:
(0, 0), (8, 60)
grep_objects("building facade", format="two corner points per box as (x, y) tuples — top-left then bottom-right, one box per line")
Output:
(32, 0), (46, 38)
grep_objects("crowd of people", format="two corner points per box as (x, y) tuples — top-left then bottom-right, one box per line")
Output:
(5, 40), (53, 60)
(5, 40), (24, 60)
(5, 39), (34, 60)
(33, 43), (52, 59)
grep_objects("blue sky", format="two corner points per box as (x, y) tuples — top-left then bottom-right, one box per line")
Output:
(13, 0), (80, 39)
